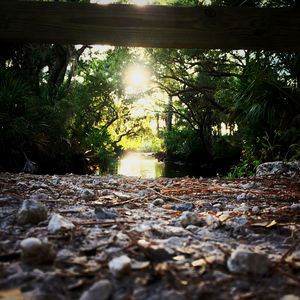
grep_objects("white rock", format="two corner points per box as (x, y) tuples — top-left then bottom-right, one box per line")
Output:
(227, 250), (271, 275)
(256, 161), (300, 176)
(180, 211), (202, 227)
(48, 214), (75, 234)
(17, 199), (48, 225)
(79, 279), (112, 300)
(20, 237), (42, 251)
(20, 237), (56, 264)
(108, 255), (131, 278)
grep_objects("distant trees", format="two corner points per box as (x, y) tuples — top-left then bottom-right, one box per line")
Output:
(0, 41), (157, 173)
(147, 44), (299, 175)
(0, 0), (299, 176)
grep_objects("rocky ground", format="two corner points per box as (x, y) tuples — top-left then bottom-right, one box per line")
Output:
(0, 170), (299, 300)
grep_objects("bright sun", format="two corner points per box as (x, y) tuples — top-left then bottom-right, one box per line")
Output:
(92, 0), (155, 5)
(125, 64), (149, 89)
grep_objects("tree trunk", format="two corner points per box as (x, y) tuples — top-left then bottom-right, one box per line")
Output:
(166, 95), (173, 132)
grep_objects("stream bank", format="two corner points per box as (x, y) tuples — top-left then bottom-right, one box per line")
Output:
(0, 171), (299, 299)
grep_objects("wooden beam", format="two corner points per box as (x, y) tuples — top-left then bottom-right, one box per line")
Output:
(0, 2), (300, 50)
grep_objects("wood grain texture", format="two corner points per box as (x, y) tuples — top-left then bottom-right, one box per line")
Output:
(0, 2), (300, 50)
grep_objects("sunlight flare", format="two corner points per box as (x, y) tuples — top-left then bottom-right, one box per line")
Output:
(125, 64), (150, 88)
(91, 0), (155, 5)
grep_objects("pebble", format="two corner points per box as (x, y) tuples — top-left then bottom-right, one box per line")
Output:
(153, 198), (165, 206)
(239, 182), (254, 189)
(20, 237), (57, 264)
(252, 206), (260, 212)
(108, 179), (118, 185)
(180, 211), (202, 227)
(94, 207), (119, 220)
(227, 250), (271, 275)
(79, 279), (112, 300)
(291, 204), (300, 211)
(48, 213), (75, 234)
(137, 239), (175, 261)
(173, 203), (195, 211)
(232, 218), (248, 226)
(80, 189), (95, 199)
(185, 225), (200, 233)
(29, 193), (49, 200)
(113, 191), (131, 200)
(236, 193), (246, 200)
(205, 214), (221, 229)
(108, 255), (131, 278)
(280, 295), (300, 300)
(17, 199), (48, 225)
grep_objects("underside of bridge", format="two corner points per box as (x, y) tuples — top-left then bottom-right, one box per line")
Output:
(0, 1), (300, 51)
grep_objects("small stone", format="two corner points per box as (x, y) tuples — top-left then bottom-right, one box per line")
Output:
(237, 193), (246, 200)
(108, 179), (117, 185)
(291, 204), (300, 211)
(185, 225), (200, 233)
(180, 211), (202, 227)
(137, 240), (174, 261)
(173, 203), (195, 211)
(79, 279), (112, 300)
(20, 237), (57, 265)
(280, 295), (300, 300)
(81, 189), (95, 199)
(109, 255), (131, 278)
(205, 214), (221, 229)
(252, 206), (260, 212)
(212, 270), (232, 284)
(113, 191), (131, 200)
(232, 218), (248, 226)
(137, 191), (145, 197)
(160, 290), (185, 300)
(153, 198), (165, 206)
(94, 207), (119, 220)
(92, 180), (101, 185)
(227, 250), (271, 275)
(30, 193), (49, 200)
(17, 199), (48, 225)
(48, 213), (75, 234)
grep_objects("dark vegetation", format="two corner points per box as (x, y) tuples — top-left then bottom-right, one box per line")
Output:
(0, 0), (299, 176)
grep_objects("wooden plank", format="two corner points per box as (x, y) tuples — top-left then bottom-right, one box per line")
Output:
(0, 2), (300, 50)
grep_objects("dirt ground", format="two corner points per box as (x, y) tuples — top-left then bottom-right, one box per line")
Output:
(0, 172), (299, 300)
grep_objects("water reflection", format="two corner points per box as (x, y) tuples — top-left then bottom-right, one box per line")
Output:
(118, 152), (164, 178)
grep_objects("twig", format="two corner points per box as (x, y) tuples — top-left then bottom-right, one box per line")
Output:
(139, 184), (188, 203)
(279, 238), (300, 263)
(73, 220), (135, 226)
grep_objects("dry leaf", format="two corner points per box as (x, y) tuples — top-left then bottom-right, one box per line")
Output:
(266, 220), (277, 228)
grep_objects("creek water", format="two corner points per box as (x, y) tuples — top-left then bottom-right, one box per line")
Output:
(117, 152), (164, 178)
(115, 151), (197, 178)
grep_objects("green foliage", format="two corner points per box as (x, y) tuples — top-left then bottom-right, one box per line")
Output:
(212, 135), (241, 161)
(227, 140), (261, 177)
(163, 127), (202, 159)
